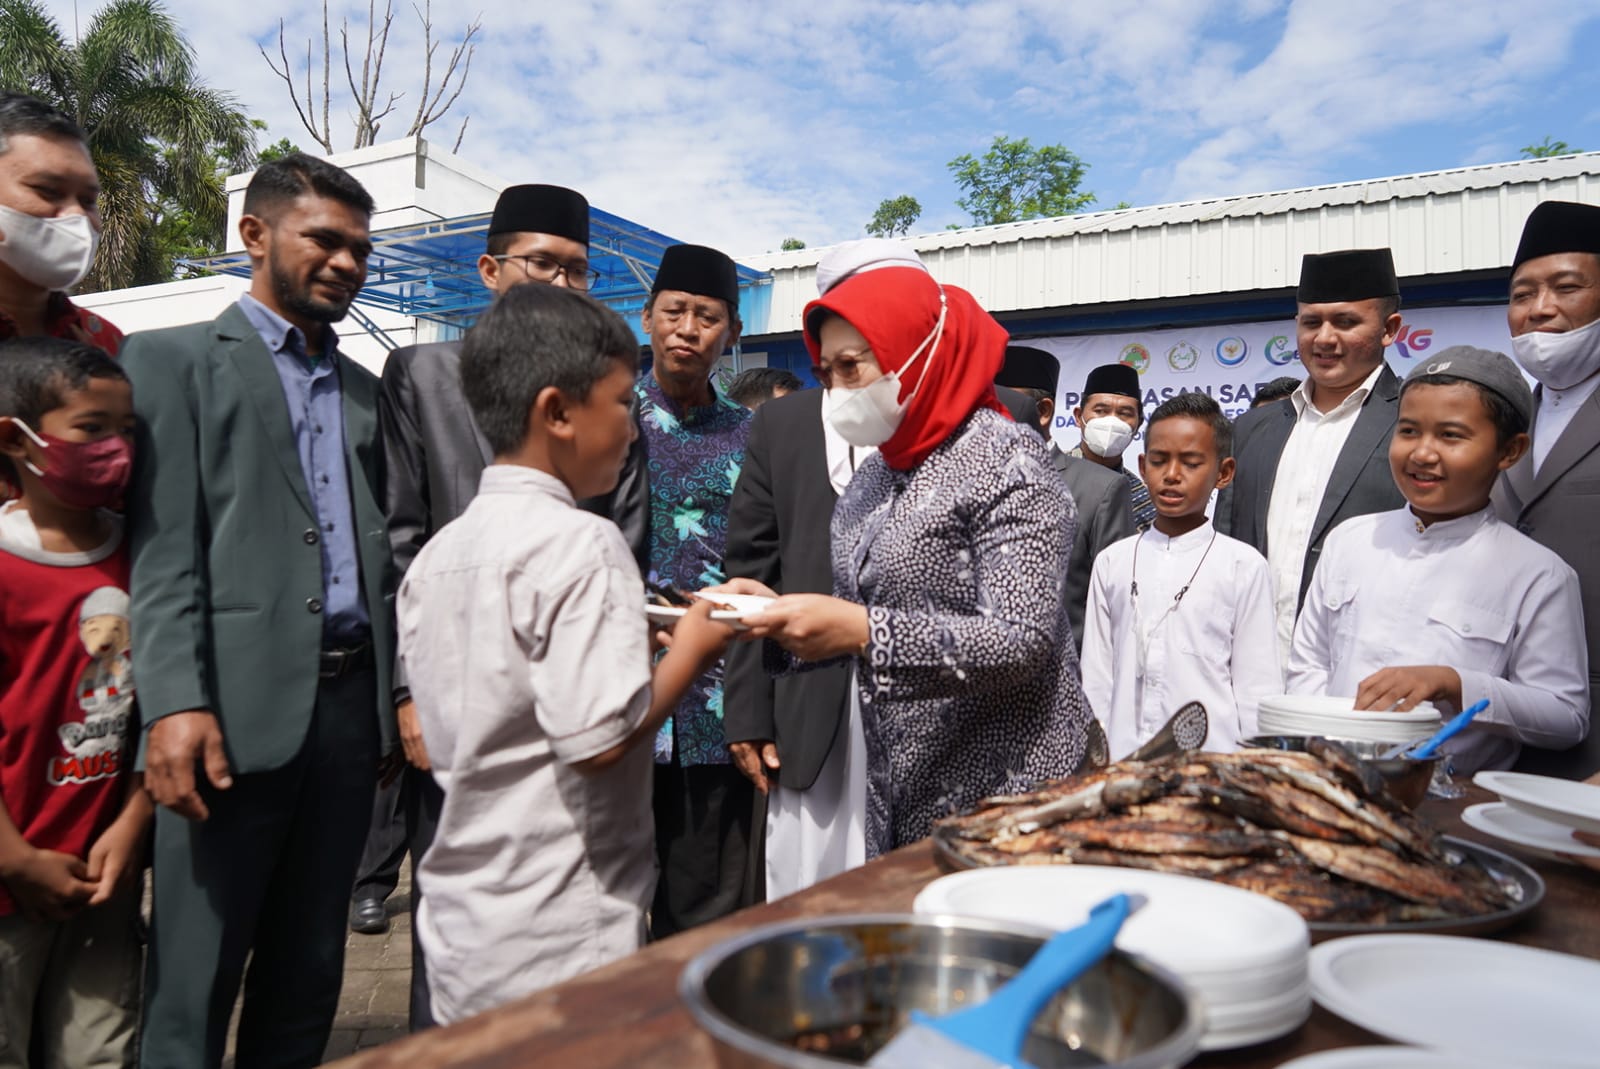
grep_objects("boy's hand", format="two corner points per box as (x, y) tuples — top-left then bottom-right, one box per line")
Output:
(728, 740), (780, 794)
(704, 578), (779, 600)
(84, 807), (150, 907)
(397, 699), (430, 771)
(146, 710), (232, 821)
(0, 848), (96, 921)
(671, 600), (737, 673)
(1354, 666), (1462, 714)
(742, 594), (870, 663)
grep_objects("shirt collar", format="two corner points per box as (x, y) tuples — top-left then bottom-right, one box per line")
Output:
(238, 293), (332, 360)
(1405, 502), (1495, 542)
(1142, 519), (1214, 550)
(640, 371), (736, 424)
(478, 463), (575, 506)
(1291, 363), (1385, 418)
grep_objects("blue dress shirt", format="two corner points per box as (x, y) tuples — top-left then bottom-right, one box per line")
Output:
(238, 294), (370, 642)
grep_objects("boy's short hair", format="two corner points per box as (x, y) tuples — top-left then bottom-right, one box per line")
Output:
(241, 152), (375, 223)
(1146, 391), (1233, 458)
(0, 337), (128, 484)
(1401, 374), (1529, 444)
(1252, 376), (1302, 407)
(460, 284), (639, 456)
(726, 366), (802, 407)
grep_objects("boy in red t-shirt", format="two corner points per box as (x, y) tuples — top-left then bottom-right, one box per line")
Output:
(0, 337), (149, 1066)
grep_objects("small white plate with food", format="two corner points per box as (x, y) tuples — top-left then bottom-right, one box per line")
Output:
(644, 587), (774, 630)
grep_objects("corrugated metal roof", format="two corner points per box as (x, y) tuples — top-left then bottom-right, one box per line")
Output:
(740, 153), (1600, 334)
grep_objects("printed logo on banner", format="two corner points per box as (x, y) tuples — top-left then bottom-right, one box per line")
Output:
(1392, 321), (1435, 360)
(1120, 342), (1152, 374)
(1215, 336), (1248, 367)
(1264, 335), (1296, 366)
(1166, 341), (1199, 372)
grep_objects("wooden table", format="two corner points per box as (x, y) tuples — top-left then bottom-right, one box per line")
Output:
(332, 790), (1600, 1068)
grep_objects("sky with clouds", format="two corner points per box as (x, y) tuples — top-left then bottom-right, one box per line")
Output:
(35, 0), (1600, 258)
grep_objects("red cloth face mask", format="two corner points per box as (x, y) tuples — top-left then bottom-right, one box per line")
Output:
(10, 420), (132, 510)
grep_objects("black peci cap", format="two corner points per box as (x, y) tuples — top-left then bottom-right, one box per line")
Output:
(488, 184), (589, 245)
(1297, 248), (1399, 303)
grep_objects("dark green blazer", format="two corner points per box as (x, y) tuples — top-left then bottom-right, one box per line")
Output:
(122, 301), (397, 774)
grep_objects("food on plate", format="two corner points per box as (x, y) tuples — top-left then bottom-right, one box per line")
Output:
(935, 740), (1514, 924)
(645, 580), (694, 608)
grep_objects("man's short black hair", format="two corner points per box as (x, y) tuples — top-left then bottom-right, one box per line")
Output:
(0, 336), (127, 484)
(241, 152), (375, 222)
(0, 93), (86, 155)
(726, 366), (802, 408)
(1146, 391), (1233, 458)
(1252, 376), (1302, 407)
(1400, 373), (1528, 446)
(460, 284), (639, 455)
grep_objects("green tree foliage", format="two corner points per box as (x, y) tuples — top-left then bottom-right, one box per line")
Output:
(780, 237), (806, 250)
(0, 0), (255, 290)
(1521, 136), (1582, 159)
(866, 194), (921, 237)
(948, 135), (1094, 226)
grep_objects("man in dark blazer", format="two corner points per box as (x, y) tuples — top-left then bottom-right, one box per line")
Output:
(123, 154), (396, 1068)
(995, 345), (1134, 652)
(369, 183), (593, 1024)
(1219, 248), (1406, 658)
(1495, 200), (1600, 778)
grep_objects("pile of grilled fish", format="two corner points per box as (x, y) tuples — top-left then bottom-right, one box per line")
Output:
(935, 739), (1514, 924)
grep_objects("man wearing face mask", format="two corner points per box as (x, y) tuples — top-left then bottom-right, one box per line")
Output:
(0, 95), (119, 359)
(1494, 200), (1600, 778)
(1069, 363), (1156, 531)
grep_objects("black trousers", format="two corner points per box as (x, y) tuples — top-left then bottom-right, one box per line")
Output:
(139, 668), (379, 1069)
(649, 760), (756, 939)
(351, 771), (407, 902)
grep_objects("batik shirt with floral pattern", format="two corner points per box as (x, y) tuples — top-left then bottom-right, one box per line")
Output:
(636, 372), (751, 766)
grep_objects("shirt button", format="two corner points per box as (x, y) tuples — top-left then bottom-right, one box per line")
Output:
(306, 597), (323, 614)
(1461, 623), (1472, 634)
(1517, 522), (1534, 535)
(303, 528), (319, 545)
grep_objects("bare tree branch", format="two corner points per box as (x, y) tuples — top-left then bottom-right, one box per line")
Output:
(407, 2), (480, 138)
(259, 19), (331, 152)
(452, 114), (469, 153)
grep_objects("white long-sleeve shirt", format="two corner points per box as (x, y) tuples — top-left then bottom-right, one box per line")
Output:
(1265, 366), (1385, 660)
(1082, 523), (1283, 760)
(1287, 505), (1590, 773)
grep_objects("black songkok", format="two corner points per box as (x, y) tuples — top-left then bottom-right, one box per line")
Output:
(997, 346), (1061, 394)
(1296, 248), (1399, 303)
(652, 244), (740, 310)
(1512, 200), (1600, 270)
(488, 184), (589, 245)
(1083, 362), (1140, 400)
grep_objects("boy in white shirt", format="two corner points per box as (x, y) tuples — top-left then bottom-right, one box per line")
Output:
(1289, 345), (1589, 773)
(1083, 393), (1281, 759)
(396, 284), (733, 1023)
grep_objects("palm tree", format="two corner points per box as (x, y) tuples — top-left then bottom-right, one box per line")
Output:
(0, 0), (256, 291)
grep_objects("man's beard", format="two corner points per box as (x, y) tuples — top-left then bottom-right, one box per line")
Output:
(271, 259), (356, 324)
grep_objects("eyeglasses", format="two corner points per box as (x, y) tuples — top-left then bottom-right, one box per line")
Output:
(493, 252), (601, 291)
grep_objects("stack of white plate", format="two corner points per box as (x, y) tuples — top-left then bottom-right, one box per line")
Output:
(912, 865), (1310, 1051)
(1465, 770), (1600, 863)
(1257, 694), (1440, 745)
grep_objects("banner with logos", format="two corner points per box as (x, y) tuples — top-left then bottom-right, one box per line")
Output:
(1035, 304), (1513, 452)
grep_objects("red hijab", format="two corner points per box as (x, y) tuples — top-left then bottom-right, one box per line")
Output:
(802, 267), (1009, 470)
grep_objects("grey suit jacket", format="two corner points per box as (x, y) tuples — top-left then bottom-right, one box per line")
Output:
(122, 302), (398, 773)
(1219, 364), (1406, 611)
(1494, 387), (1600, 778)
(1050, 447), (1135, 652)
(723, 390), (853, 790)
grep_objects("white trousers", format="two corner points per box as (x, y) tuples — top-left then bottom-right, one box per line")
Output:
(763, 681), (868, 900)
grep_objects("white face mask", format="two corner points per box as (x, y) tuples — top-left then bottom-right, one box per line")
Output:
(1512, 316), (1600, 391)
(0, 204), (99, 292)
(823, 291), (947, 448)
(1082, 414), (1135, 458)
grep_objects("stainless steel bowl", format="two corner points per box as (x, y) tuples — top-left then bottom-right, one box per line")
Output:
(1241, 734), (1443, 809)
(678, 913), (1202, 1069)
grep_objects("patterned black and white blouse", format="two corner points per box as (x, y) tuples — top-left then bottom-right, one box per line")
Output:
(831, 407), (1089, 856)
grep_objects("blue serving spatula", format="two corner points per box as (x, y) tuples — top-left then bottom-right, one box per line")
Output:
(868, 892), (1145, 1069)
(1383, 698), (1490, 759)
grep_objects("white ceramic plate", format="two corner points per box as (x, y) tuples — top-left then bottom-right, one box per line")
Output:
(1277, 1048), (1507, 1069)
(1462, 802), (1600, 862)
(644, 592), (775, 631)
(1309, 935), (1600, 1066)
(1258, 694), (1440, 720)
(1474, 770), (1600, 836)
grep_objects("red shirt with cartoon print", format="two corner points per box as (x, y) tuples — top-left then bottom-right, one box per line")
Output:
(0, 508), (133, 916)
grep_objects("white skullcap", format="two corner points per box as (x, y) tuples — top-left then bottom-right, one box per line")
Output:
(815, 238), (928, 295)
(80, 585), (130, 622)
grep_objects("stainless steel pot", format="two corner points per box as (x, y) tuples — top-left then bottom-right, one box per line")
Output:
(679, 913), (1202, 1069)
(1242, 734), (1443, 809)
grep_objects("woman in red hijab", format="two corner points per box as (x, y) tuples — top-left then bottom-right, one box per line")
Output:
(727, 265), (1090, 857)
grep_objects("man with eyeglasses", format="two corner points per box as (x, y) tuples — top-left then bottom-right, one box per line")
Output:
(366, 182), (592, 1029)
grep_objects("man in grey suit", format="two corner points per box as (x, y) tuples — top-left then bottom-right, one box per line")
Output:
(1495, 200), (1600, 778)
(1219, 248), (1406, 659)
(367, 183), (593, 1024)
(996, 345), (1134, 652)
(123, 154), (396, 1068)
